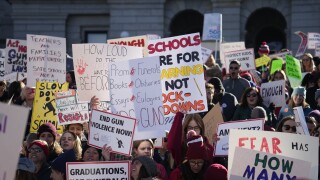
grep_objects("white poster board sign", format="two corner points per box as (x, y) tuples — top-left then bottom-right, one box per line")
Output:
(228, 129), (319, 179)
(215, 119), (264, 156)
(307, 32), (320, 49)
(220, 42), (245, 67)
(225, 48), (255, 73)
(229, 147), (311, 180)
(201, 46), (213, 63)
(27, 34), (66, 87)
(0, 49), (5, 77)
(89, 110), (136, 156)
(1, 72), (26, 82)
(0, 103), (29, 180)
(260, 80), (286, 107)
(5, 39), (27, 74)
(202, 13), (222, 41)
(293, 106), (310, 135)
(315, 43), (320, 57)
(269, 51), (292, 60)
(67, 161), (130, 180)
(72, 43), (143, 101)
(148, 33), (207, 116)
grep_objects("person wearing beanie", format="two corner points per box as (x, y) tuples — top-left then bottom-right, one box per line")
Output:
(81, 144), (102, 162)
(37, 123), (63, 163)
(309, 110), (320, 123)
(27, 140), (51, 180)
(278, 87), (312, 125)
(207, 77), (238, 121)
(51, 149), (77, 180)
(204, 163), (228, 180)
(223, 60), (251, 101)
(131, 156), (158, 180)
(301, 53), (315, 73)
(170, 130), (209, 180)
(258, 41), (270, 56)
(15, 157), (37, 180)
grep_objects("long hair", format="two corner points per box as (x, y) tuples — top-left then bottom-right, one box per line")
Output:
(60, 131), (82, 160)
(270, 70), (287, 81)
(301, 53), (315, 72)
(276, 116), (295, 132)
(132, 139), (154, 158)
(287, 96), (309, 108)
(182, 113), (204, 143)
(239, 87), (263, 107)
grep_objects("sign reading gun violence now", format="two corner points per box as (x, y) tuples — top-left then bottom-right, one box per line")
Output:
(148, 33), (207, 116)
(5, 39), (27, 74)
(228, 129), (319, 179)
(229, 147), (311, 180)
(72, 43), (143, 102)
(225, 48), (255, 73)
(260, 80), (286, 107)
(109, 56), (168, 140)
(55, 90), (89, 126)
(0, 103), (29, 180)
(215, 119), (264, 156)
(67, 161), (130, 180)
(89, 110), (136, 156)
(31, 82), (68, 134)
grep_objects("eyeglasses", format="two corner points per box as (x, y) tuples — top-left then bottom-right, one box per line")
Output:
(189, 160), (204, 167)
(28, 148), (43, 153)
(283, 125), (297, 132)
(246, 93), (257, 98)
(229, 66), (239, 70)
(187, 126), (200, 131)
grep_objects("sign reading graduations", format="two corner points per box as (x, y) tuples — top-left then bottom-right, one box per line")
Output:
(0, 103), (30, 180)
(215, 119), (264, 156)
(219, 42), (245, 68)
(202, 13), (222, 41)
(89, 110), (136, 156)
(228, 129), (319, 179)
(30, 81), (68, 134)
(55, 90), (89, 126)
(0, 49), (5, 77)
(229, 147), (311, 180)
(307, 32), (320, 49)
(147, 33), (207, 116)
(67, 161), (130, 180)
(72, 43), (143, 102)
(225, 48), (255, 73)
(5, 39), (27, 74)
(260, 80), (286, 107)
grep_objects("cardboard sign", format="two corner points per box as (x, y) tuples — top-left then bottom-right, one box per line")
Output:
(5, 39), (27, 74)
(225, 49), (255, 73)
(269, 51), (292, 60)
(89, 110), (136, 156)
(307, 32), (320, 49)
(293, 106), (310, 135)
(203, 103), (224, 146)
(202, 13), (222, 41)
(255, 55), (270, 68)
(229, 147), (311, 179)
(72, 43), (143, 102)
(215, 119), (264, 156)
(228, 129), (319, 179)
(67, 161), (130, 180)
(201, 46), (213, 63)
(260, 80), (286, 107)
(107, 34), (161, 57)
(0, 49), (5, 77)
(30, 82), (68, 134)
(220, 42), (245, 67)
(315, 43), (320, 56)
(55, 90), (89, 126)
(294, 31), (308, 57)
(270, 59), (283, 75)
(148, 33), (207, 116)
(0, 103), (30, 180)
(27, 35), (66, 87)
(286, 55), (302, 88)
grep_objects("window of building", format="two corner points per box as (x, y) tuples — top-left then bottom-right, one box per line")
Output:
(85, 31), (108, 43)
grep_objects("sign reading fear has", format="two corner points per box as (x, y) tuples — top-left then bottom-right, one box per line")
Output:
(147, 33), (207, 116)
(30, 81), (68, 134)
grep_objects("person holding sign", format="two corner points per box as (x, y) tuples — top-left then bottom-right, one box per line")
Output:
(276, 116), (297, 134)
(301, 53), (315, 73)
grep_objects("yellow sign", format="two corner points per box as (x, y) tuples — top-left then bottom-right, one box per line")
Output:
(30, 82), (69, 134)
(255, 55), (270, 67)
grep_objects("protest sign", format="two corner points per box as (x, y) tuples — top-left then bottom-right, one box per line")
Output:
(307, 32), (320, 49)
(215, 119), (264, 156)
(72, 43), (143, 102)
(260, 80), (286, 107)
(220, 42), (245, 67)
(148, 33), (207, 116)
(228, 129), (319, 179)
(0, 49), (5, 77)
(2, 72), (26, 82)
(255, 55), (270, 68)
(30, 81), (68, 134)
(0, 103), (29, 180)
(154, 137), (163, 148)
(249, 70), (262, 85)
(270, 59), (283, 75)
(203, 103), (224, 145)
(202, 13), (222, 41)
(5, 39), (27, 74)
(89, 110), (136, 155)
(107, 34), (161, 57)
(201, 46), (213, 63)
(315, 43), (320, 56)
(286, 55), (302, 88)
(67, 161), (130, 180)
(293, 106), (310, 135)
(27, 35), (66, 87)
(229, 147), (311, 180)
(55, 90), (89, 126)
(294, 31), (307, 57)
(269, 51), (292, 60)
(225, 49), (255, 73)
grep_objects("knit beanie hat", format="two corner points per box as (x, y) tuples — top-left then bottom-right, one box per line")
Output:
(51, 149), (77, 174)
(37, 123), (57, 141)
(258, 42), (270, 55)
(208, 77), (224, 91)
(315, 89), (320, 101)
(17, 157), (36, 173)
(28, 140), (50, 157)
(291, 86), (306, 98)
(204, 164), (228, 180)
(132, 156), (158, 178)
(309, 110), (320, 123)
(251, 106), (267, 120)
(186, 130), (206, 160)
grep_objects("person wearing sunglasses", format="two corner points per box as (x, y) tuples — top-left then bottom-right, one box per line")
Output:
(223, 60), (250, 101)
(301, 53), (314, 73)
(276, 116), (297, 134)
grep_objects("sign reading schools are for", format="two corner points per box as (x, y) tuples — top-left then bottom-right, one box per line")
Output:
(67, 161), (130, 180)
(260, 80), (286, 107)
(72, 44), (143, 102)
(148, 33), (207, 116)
(228, 129), (319, 179)
(229, 147), (311, 179)
(225, 48), (255, 73)
(89, 110), (136, 156)
(215, 119), (264, 156)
